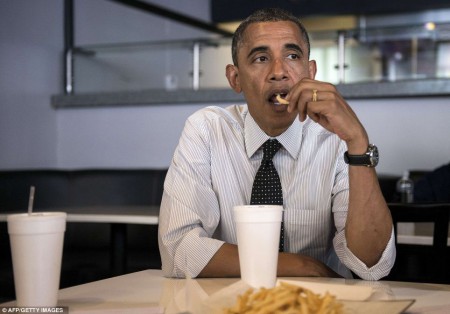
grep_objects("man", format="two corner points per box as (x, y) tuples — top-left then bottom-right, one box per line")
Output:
(158, 8), (395, 280)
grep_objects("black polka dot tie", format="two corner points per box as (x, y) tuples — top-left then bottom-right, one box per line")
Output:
(250, 139), (284, 252)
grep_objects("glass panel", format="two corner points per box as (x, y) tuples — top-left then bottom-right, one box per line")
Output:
(198, 41), (232, 89)
(437, 42), (450, 78)
(73, 40), (196, 93)
(70, 22), (450, 93)
(311, 22), (450, 84)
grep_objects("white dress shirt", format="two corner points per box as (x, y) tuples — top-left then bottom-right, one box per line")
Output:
(158, 105), (395, 280)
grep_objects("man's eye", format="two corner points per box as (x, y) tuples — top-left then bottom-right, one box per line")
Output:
(254, 56), (268, 63)
(287, 54), (300, 60)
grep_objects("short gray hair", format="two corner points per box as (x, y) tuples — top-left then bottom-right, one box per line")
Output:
(231, 8), (311, 66)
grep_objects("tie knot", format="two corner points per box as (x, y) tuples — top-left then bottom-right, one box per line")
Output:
(262, 139), (281, 161)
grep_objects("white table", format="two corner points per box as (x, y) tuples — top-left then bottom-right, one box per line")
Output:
(2, 269), (450, 313)
(0, 206), (160, 275)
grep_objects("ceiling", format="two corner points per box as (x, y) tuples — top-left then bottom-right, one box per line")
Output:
(211, 0), (450, 23)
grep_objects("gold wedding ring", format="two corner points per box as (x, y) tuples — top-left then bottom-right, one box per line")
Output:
(312, 89), (318, 102)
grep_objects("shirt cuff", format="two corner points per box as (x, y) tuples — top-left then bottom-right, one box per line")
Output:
(174, 229), (225, 278)
(334, 228), (396, 280)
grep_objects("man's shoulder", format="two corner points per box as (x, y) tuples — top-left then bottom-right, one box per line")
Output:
(189, 104), (247, 125)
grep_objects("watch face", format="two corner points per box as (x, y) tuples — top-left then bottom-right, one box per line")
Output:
(368, 144), (379, 167)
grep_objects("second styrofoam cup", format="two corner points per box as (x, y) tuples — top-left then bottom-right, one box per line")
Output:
(233, 205), (283, 288)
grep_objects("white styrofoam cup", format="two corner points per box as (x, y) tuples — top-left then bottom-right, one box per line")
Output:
(7, 212), (67, 307)
(233, 205), (282, 288)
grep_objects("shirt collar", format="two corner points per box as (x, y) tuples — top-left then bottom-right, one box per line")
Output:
(244, 107), (303, 159)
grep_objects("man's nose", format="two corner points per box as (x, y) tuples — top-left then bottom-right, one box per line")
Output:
(270, 59), (288, 81)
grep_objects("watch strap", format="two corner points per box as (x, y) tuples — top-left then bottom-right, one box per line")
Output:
(344, 144), (378, 167)
(344, 151), (371, 165)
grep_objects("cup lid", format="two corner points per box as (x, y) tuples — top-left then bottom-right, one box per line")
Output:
(7, 212), (67, 235)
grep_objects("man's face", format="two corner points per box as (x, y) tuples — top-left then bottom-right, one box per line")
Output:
(226, 21), (316, 137)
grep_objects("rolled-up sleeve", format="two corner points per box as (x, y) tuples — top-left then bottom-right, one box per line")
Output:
(333, 225), (396, 280)
(158, 114), (225, 278)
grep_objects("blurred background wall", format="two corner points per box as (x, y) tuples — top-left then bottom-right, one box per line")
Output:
(1, 0), (449, 175)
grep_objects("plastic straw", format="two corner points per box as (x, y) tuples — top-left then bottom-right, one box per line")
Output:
(28, 186), (35, 214)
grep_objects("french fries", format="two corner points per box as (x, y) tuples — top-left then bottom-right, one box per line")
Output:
(275, 94), (289, 105)
(224, 282), (343, 314)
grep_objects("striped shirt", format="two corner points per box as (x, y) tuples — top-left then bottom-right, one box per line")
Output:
(158, 105), (395, 280)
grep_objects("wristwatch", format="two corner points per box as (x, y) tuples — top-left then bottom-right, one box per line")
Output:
(344, 144), (379, 167)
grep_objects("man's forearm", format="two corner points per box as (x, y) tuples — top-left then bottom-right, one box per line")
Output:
(345, 166), (393, 267)
(197, 243), (340, 278)
(197, 243), (241, 277)
(277, 252), (341, 277)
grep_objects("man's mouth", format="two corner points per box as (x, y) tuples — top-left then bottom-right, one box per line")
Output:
(270, 92), (289, 106)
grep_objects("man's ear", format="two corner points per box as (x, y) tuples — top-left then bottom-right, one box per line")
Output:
(226, 64), (242, 93)
(308, 60), (317, 79)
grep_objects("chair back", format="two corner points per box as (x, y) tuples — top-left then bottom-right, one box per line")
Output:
(387, 203), (450, 283)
